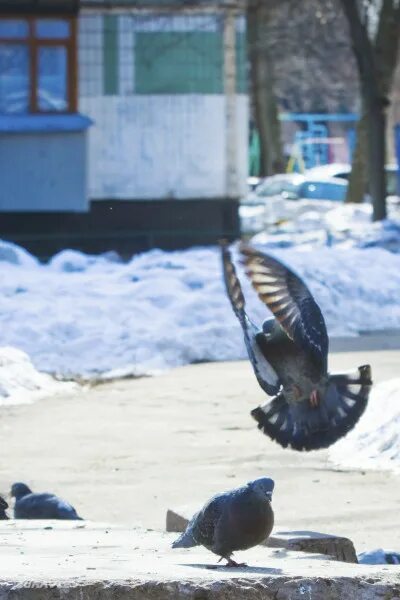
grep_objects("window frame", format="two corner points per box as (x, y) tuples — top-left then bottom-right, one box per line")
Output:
(0, 14), (77, 114)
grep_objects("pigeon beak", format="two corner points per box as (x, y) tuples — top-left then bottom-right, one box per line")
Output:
(266, 491), (272, 501)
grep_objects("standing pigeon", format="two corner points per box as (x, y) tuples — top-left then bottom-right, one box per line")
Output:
(222, 243), (372, 451)
(0, 496), (9, 520)
(11, 482), (83, 520)
(172, 477), (274, 567)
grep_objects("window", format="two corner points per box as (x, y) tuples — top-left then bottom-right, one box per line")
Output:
(0, 16), (77, 114)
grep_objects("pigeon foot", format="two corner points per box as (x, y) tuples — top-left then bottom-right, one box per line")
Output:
(225, 558), (247, 568)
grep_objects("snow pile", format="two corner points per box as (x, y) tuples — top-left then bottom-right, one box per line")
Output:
(0, 234), (399, 379)
(329, 379), (400, 473)
(325, 204), (400, 251)
(251, 203), (400, 253)
(324, 203), (375, 231)
(0, 346), (76, 406)
(0, 239), (39, 267)
(358, 549), (400, 565)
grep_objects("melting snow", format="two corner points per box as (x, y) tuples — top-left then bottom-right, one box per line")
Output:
(0, 346), (76, 406)
(0, 241), (398, 379)
(329, 379), (400, 473)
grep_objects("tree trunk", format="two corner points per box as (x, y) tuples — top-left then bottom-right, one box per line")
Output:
(339, 0), (400, 220)
(339, 0), (386, 219)
(367, 102), (387, 220)
(345, 113), (367, 204)
(247, 1), (284, 176)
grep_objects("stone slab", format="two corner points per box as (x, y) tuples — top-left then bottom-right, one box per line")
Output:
(166, 508), (358, 563)
(0, 521), (399, 600)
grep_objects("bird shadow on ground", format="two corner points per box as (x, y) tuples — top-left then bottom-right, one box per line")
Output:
(181, 563), (282, 575)
(276, 529), (340, 539)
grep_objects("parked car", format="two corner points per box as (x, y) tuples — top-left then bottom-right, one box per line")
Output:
(246, 174), (306, 203)
(240, 173), (347, 233)
(306, 163), (351, 181)
(306, 162), (399, 196)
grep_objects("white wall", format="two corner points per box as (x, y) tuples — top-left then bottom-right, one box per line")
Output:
(79, 12), (248, 200)
(79, 94), (248, 200)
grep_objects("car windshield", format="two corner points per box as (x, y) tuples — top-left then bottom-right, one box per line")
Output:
(256, 179), (300, 198)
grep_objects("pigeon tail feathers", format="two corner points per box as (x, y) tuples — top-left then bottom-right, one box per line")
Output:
(172, 529), (198, 549)
(252, 365), (372, 451)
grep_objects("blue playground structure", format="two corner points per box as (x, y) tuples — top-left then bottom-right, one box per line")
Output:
(280, 112), (359, 171)
(249, 113), (399, 189)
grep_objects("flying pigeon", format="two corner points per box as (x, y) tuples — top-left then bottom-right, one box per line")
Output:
(222, 243), (372, 451)
(0, 496), (9, 520)
(11, 482), (83, 520)
(172, 477), (274, 567)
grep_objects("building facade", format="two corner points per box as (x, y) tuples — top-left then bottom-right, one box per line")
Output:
(0, 0), (247, 255)
(79, 2), (248, 201)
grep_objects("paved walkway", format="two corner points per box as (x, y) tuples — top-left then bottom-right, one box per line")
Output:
(0, 345), (399, 554)
(0, 521), (399, 599)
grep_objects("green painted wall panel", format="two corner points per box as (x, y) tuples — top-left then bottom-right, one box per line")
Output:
(103, 15), (119, 95)
(135, 31), (224, 94)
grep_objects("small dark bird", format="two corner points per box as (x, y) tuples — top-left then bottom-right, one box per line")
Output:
(11, 482), (83, 520)
(172, 477), (274, 567)
(222, 243), (372, 451)
(0, 496), (9, 520)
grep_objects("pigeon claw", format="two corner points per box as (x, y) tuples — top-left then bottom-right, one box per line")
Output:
(225, 558), (247, 568)
(309, 389), (320, 408)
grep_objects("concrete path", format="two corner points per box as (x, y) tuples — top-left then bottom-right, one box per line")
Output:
(0, 521), (399, 600)
(331, 331), (400, 353)
(0, 346), (399, 555)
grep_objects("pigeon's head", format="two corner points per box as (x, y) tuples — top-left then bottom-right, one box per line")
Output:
(248, 477), (275, 501)
(10, 482), (32, 500)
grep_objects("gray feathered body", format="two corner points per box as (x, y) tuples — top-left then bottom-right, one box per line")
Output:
(173, 484), (274, 560)
(14, 493), (82, 520)
(256, 320), (326, 403)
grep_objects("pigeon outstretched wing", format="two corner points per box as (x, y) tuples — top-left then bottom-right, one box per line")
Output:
(240, 244), (329, 372)
(222, 244), (279, 395)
